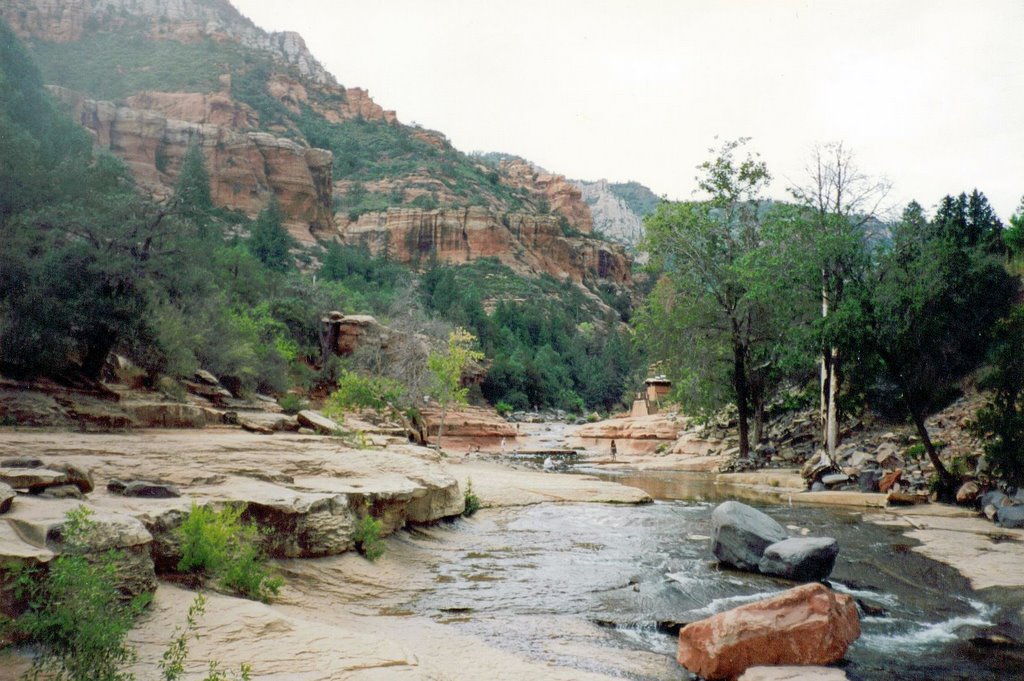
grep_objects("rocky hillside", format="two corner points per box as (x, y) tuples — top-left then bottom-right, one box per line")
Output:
(574, 179), (661, 252)
(3, 0), (627, 283)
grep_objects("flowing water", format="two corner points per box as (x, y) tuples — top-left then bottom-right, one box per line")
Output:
(394, 469), (1022, 680)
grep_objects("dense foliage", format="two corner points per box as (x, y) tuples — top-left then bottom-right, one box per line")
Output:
(640, 138), (1021, 487)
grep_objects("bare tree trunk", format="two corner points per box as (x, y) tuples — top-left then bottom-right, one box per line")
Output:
(909, 407), (956, 492)
(826, 346), (840, 456)
(733, 339), (751, 458)
(753, 397), (765, 446)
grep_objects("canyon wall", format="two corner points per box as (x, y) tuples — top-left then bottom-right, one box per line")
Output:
(54, 87), (333, 244)
(337, 207), (630, 284)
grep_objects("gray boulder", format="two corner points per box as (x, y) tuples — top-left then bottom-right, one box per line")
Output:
(996, 505), (1024, 529)
(108, 479), (181, 498)
(711, 501), (788, 571)
(759, 537), (839, 582)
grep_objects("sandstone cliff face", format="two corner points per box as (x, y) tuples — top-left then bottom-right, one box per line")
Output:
(336, 207), (629, 284)
(576, 179), (648, 250)
(54, 87), (333, 244)
(500, 159), (594, 234)
(2, 0), (335, 84)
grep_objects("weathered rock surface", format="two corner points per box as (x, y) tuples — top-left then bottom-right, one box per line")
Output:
(339, 206), (630, 285)
(738, 666), (849, 681)
(759, 536), (839, 582)
(711, 501), (788, 571)
(420, 404), (516, 440)
(1, 497), (157, 602)
(677, 583), (860, 680)
(119, 400), (209, 428)
(575, 178), (653, 251)
(499, 158), (594, 233)
(0, 467), (68, 492)
(0, 482), (14, 514)
(52, 87), (334, 245)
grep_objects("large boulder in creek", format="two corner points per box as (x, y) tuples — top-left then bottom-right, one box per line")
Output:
(758, 536), (839, 582)
(677, 583), (860, 680)
(711, 501), (787, 571)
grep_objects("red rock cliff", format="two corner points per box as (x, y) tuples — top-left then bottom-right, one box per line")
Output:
(53, 87), (333, 244)
(337, 207), (629, 284)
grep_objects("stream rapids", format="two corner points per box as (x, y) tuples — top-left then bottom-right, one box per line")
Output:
(375, 468), (1021, 680)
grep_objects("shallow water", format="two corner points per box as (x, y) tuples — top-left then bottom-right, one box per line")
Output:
(399, 470), (1022, 680)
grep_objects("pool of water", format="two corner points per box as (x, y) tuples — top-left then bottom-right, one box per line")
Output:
(399, 470), (1022, 680)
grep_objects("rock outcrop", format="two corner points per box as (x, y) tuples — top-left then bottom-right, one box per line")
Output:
(52, 87), (334, 244)
(758, 537), (839, 582)
(575, 179), (654, 251)
(677, 583), (860, 680)
(2, 0), (336, 84)
(338, 207), (630, 284)
(500, 159), (594, 233)
(711, 501), (788, 572)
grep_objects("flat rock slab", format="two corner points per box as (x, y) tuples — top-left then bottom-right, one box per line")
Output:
(297, 409), (341, 434)
(108, 479), (181, 498)
(0, 467), (68, 491)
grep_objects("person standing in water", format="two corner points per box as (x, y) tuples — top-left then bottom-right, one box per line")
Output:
(610, 439), (617, 460)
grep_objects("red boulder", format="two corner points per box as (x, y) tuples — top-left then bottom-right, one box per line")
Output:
(677, 583), (860, 680)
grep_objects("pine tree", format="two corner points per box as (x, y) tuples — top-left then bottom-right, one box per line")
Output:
(247, 197), (295, 273)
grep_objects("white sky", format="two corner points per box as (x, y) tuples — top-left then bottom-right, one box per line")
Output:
(231, 0), (1024, 220)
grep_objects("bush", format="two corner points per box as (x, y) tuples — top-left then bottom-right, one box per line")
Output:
(353, 514), (384, 561)
(277, 393), (306, 414)
(5, 506), (150, 681)
(324, 369), (405, 415)
(176, 503), (282, 602)
(494, 401), (513, 417)
(462, 479), (481, 517)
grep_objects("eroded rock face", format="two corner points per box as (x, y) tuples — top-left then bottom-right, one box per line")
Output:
(0, 482), (14, 514)
(51, 87), (334, 245)
(500, 159), (594, 233)
(711, 501), (788, 572)
(339, 207), (630, 284)
(677, 583), (861, 680)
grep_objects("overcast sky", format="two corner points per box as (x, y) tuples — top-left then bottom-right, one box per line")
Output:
(231, 0), (1024, 220)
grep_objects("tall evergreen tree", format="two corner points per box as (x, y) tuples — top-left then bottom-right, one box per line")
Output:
(247, 196), (295, 273)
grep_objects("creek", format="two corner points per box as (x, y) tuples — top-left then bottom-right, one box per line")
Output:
(389, 468), (1021, 680)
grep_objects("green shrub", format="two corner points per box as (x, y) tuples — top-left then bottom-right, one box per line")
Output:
(494, 401), (513, 417)
(176, 503), (281, 602)
(277, 393), (306, 414)
(6, 506), (150, 681)
(462, 479), (481, 517)
(353, 514), (384, 561)
(324, 369), (405, 415)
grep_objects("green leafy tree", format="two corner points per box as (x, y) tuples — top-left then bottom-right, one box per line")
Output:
(427, 327), (484, 450)
(247, 197), (295, 273)
(639, 139), (800, 455)
(863, 202), (1016, 491)
(971, 307), (1024, 488)
(787, 142), (890, 461)
(1004, 196), (1024, 261)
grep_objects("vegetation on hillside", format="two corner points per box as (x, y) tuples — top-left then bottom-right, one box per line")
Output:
(639, 137), (1024, 488)
(2, 19), (639, 413)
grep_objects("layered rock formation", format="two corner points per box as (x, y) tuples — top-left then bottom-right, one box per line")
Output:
(500, 159), (594, 233)
(53, 87), (333, 244)
(337, 207), (630, 284)
(2, 0), (335, 84)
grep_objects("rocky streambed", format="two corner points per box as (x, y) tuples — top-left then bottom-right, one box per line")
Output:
(1, 427), (1022, 680)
